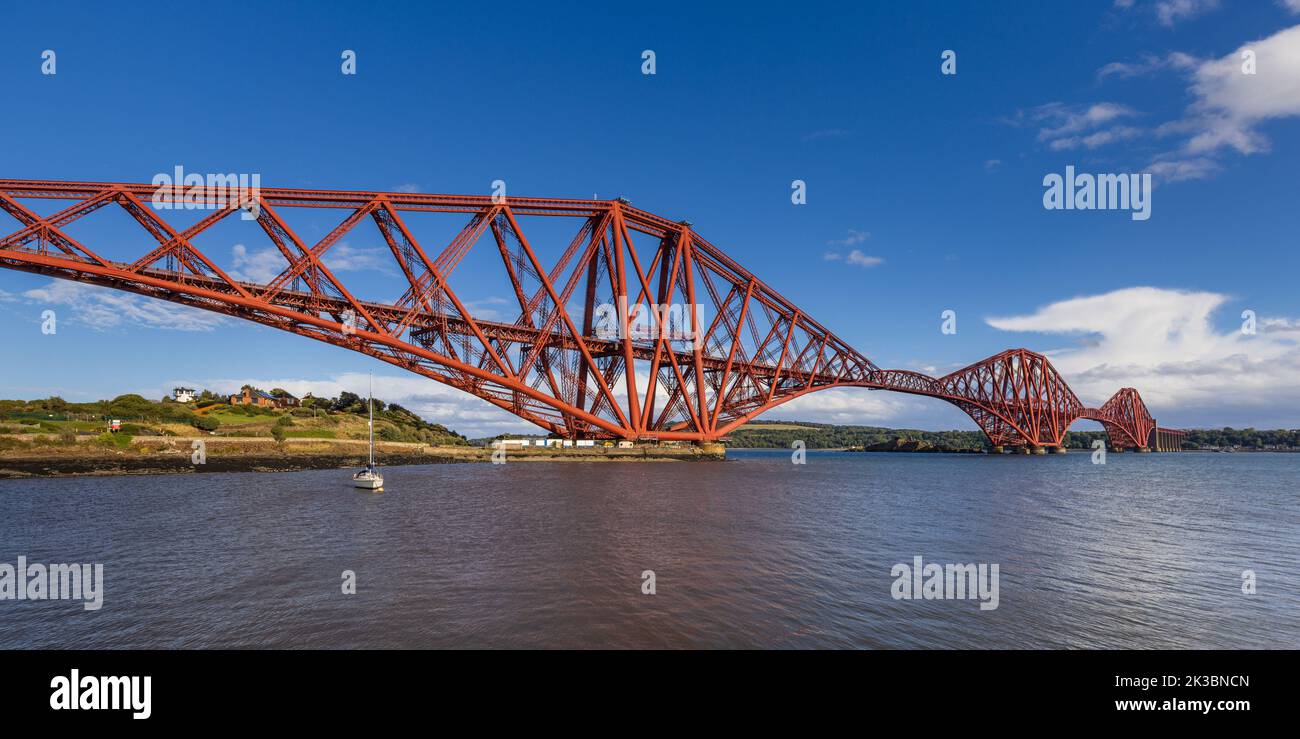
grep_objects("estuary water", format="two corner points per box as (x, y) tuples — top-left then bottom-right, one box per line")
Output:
(1, 450), (1296, 649)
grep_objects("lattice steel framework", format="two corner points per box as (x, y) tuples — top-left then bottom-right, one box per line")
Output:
(0, 179), (1165, 448)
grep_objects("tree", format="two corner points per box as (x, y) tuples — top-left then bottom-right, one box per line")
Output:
(107, 394), (154, 419)
(271, 424), (286, 444)
(332, 391), (363, 413)
(193, 416), (220, 432)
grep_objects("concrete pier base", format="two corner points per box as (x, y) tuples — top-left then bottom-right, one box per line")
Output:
(1051, 446), (1068, 454)
(695, 441), (727, 459)
(1030, 445), (1047, 455)
(990, 445), (1005, 454)
(1136, 446), (1151, 453)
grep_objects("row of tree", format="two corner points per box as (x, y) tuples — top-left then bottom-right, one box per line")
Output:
(728, 421), (1300, 451)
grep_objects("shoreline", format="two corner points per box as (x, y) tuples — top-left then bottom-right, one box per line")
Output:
(0, 437), (725, 479)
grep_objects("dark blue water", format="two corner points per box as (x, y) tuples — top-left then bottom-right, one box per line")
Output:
(1, 451), (1296, 648)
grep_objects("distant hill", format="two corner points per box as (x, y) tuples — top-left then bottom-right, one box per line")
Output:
(728, 420), (990, 450)
(731, 420), (1300, 451)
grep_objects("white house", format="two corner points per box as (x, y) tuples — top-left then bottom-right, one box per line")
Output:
(173, 387), (197, 403)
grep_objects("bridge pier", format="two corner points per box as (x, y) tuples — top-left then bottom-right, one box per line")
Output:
(1051, 446), (1068, 454)
(1029, 445), (1047, 455)
(990, 445), (1005, 454)
(695, 441), (726, 459)
(1136, 446), (1150, 453)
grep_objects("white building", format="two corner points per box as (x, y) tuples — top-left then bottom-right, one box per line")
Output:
(173, 387), (197, 403)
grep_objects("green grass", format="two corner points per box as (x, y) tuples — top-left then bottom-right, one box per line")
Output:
(94, 432), (134, 450)
(283, 428), (336, 439)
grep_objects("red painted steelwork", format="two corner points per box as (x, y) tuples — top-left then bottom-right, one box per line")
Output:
(0, 179), (1167, 448)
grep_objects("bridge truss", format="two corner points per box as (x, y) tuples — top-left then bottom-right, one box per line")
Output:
(0, 179), (1174, 449)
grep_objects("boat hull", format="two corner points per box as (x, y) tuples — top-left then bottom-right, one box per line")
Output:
(353, 474), (384, 490)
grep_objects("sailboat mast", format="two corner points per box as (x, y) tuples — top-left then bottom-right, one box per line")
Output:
(368, 373), (374, 467)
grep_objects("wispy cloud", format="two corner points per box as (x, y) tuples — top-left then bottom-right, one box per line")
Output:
(827, 229), (871, 247)
(845, 250), (883, 268)
(229, 243), (286, 283)
(802, 128), (853, 142)
(321, 242), (391, 273)
(1022, 102), (1143, 151)
(823, 230), (881, 267)
(21, 280), (224, 332)
(1155, 0), (1221, 26)
(229, 241), (392, 283)
(1097, 51), (1197, 80)
(1018, 23), (1300, 182)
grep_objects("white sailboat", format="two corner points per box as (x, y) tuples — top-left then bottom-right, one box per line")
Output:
(353, 373), (384, 491)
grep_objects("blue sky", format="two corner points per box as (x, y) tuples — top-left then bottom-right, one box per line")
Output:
(2, 0), (1300, 436)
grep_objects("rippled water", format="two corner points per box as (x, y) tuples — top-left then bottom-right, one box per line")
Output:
(0, 451), (1296, 649)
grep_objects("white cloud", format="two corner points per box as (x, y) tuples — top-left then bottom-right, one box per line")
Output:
(1072, 24), (1300, 182)
(1097, 52), (1197, 80)
(1178, 24), (1300, 156)
(320, 242), (390, 273)
(771, 386), (914, 425)
(823, 231), (881, 267)
(827, 229), (871, 246)
(1145, 154), (1220, 181)
(229, 243), (285, 283)
(21, 280), (224, 332)
(1284, 0), (1300, 13)
(845, 250), (883, 268)
(1052, 125), (1144, 151)
(1025, 102), (1144, 151)
(464, 296), (511, 322)
(1155, 0), (1220, 26)
(986, 287), (1300, 426)
(229, 241), (391, 284)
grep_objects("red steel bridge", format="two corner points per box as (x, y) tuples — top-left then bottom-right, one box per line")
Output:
(0, 179), (1182, 452)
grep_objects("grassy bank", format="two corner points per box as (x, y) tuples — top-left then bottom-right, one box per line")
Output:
(0, 435), (723, 478)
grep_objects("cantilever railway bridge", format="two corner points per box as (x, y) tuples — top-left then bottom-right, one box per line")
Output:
(0, 179), (1182, 452)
